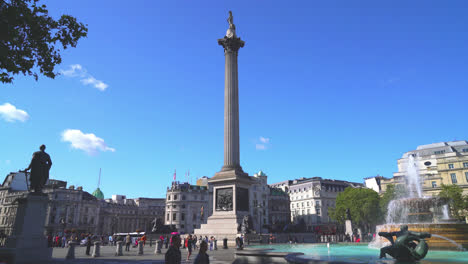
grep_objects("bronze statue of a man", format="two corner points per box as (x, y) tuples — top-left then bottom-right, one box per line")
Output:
(24, 144), (52, 193)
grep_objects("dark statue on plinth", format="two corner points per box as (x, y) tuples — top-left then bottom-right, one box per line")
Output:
(23, 144), (52, 193)
(346, 208), (352, 220)
(379, 225), (431, 262)
(151, 218), (163, 233)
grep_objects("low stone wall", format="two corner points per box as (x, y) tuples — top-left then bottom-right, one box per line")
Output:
(235, 248), (304, 264)
(245, 233), (323, 244)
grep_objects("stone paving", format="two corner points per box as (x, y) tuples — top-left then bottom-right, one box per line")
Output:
(51, 244), (237, 263)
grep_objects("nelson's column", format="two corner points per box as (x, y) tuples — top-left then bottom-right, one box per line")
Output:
(195, 11), (254, 243)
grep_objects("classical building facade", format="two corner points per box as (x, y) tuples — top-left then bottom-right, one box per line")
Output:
(250, 171), (270, 233)
(268, 187), (290, 226)
(380, 140), (468, 196)
(0, 172), (165, 237)
(270, 177), (363, 231)
(165, 181), (211, 234)
(98, 195), (165, 235)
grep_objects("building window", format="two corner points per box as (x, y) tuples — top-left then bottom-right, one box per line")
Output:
(315, 201), (320, 207)
(465, 172), (468, 182)
(168, 195), (171, 200)
(181, 213), (185, 221)
(173, 213), (177, 221)
(182, 204), (186, 209)
(463, 148), (468, 152)
(307, 209), (310, 214)
(182, 195), (186, 200)
(292, 204), (294, 208)
(201, 195), (205, 200)
(301, 202), (304, 207)
(181, 224), (184, 228)
(451, 173), (457, 184)
(432, 181), (437, 188)
(316, 208), (321, 215)
(307, 201), (309, 206)
(434, 150), (445, 155)
(193, 213), (196, 221)
(448, 164), (454, 169)
(463, 162), (468, 168)
(174, 195), (178, 200)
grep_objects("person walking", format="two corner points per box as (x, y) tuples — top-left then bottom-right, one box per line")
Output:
(85, 235), (92, 256)
(186, 234), (193, 261)
(193, 235), (198, 249)
(165, 234), (181, 264)
(125, 234), (131, 251)
(108, 234), (113, 246)
(194, 240), (209, 264)
(209, 236), (213, 251)
(165, 235), (169, 249)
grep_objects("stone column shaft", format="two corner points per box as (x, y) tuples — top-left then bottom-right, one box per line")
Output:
(218, 36), (244, 171)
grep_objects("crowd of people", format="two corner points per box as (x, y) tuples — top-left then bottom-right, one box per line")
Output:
(165, 233), (211, 264)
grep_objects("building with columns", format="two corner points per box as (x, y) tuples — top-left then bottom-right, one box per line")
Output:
(165, 181), (211, 234)
(0, 172), (165, 237)
(98, 195), (165, 235)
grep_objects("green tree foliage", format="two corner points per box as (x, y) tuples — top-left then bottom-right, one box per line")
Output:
(0, 0), (87, 83)
(438, 184), (467, 221)
(329, 187), (381, 232)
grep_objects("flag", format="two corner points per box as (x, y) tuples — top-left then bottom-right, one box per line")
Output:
(173, 169), (176, 181)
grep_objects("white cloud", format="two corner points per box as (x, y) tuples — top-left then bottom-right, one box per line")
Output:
(60, 64), (109, 91)
(0, 103), (30, 122)
(5, 160), (11, 165)
(256, 144), (267, 150)
(61, 129), (115, 155)
(81, 77), (108, 91)
(256, 136), (271, 150)
(60, 64), (85, 77)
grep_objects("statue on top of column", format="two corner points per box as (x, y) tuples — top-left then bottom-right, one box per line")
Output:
(226, 11), (236, 38)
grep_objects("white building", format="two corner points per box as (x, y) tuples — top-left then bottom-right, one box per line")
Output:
(270, 177), (363, 231)
(165, 181), (211, 234)
(250, 171), (269, 233)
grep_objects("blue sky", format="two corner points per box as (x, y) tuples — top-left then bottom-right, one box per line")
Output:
(1, 0), (467, 199)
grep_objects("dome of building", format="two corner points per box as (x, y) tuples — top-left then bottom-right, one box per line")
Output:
(92, 188), (104, 199)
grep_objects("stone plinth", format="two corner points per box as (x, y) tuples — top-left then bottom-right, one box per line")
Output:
(4, 193), (52, 263)
(115, 241), (123, 256)
(345, 220), (353, 237)
(92, 241), (101, 257)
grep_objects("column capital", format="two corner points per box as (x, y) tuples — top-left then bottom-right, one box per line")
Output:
(218, 36), (245, 53)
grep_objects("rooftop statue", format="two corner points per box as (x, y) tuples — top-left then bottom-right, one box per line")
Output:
(379, 225), (431, 261)
(23, 144), (52, 193)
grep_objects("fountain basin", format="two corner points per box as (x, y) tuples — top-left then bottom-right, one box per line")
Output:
(376, 223), (468, 250)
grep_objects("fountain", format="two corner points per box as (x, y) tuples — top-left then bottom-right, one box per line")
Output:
(373, 154), (468, 250)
